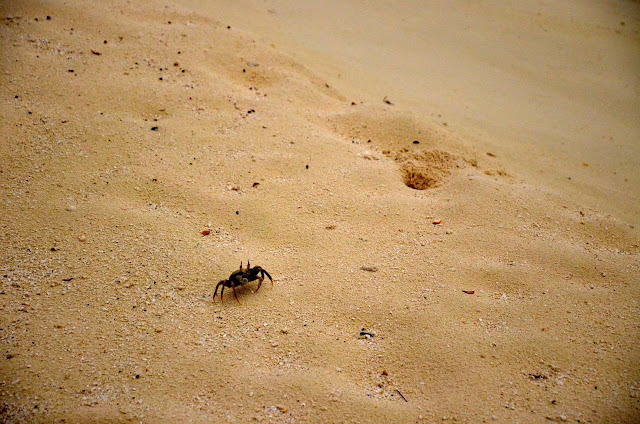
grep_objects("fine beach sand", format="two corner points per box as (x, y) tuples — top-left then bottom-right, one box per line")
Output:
(1, 1), (639, 422)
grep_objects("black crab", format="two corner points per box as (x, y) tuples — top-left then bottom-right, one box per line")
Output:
(213, 260), (273, 304)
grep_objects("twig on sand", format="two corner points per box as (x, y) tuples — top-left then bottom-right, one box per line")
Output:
(395, 389), (408, 402)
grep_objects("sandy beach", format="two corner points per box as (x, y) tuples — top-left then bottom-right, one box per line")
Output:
(1, 0), (638, 422)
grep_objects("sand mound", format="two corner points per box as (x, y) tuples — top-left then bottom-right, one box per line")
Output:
(326, 105), (460, 152)
(397, 149), (464, 190)
(325, 106), (474, 189)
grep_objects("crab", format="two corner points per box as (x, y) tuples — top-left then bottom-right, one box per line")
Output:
(213, 260), (273, 304)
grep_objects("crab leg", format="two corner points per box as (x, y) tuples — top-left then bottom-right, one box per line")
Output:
(213, 281), (225, 303)
(262, 269), (273, 287)
(231, 281), (241, 305)
(255, 277), (264, 292)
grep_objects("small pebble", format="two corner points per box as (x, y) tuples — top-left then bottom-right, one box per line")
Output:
(66, 205), (77, 212)
(78, 235), (86, 242)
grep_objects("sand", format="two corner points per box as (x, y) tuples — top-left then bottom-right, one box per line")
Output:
(1, 0), (638, 422)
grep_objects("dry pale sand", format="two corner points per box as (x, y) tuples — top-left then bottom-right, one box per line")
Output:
(1, 1), (639, 423)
